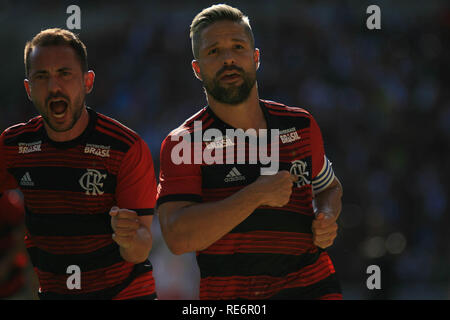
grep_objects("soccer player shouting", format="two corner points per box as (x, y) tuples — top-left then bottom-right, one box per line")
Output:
(157, 4), (343, 299)
(0, 29), (157, 299)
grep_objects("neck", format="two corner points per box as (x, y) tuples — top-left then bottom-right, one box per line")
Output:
(207, 85), (266, 130)
(45, 107), (89, 142)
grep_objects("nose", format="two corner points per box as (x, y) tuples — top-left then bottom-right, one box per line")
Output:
(48, 75), (62, 94)
(221, 49), (235, 65)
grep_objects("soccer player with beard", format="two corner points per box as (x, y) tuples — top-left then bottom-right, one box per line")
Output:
(0, 29), (157, 299)
(157, 4), (344, 299)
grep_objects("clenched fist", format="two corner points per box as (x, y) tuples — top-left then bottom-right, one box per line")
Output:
(251, 170), (297, 207)
(312, 212), (338, 249)
(110, 206), (140, 249)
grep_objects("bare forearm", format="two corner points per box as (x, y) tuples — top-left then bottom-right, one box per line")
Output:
(160, 171), (296, 255)
(313, 177), (343, 219)
(119, 226), (152, 264)
(164, 185), (263, 254)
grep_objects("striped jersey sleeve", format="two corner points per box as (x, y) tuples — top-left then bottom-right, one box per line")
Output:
(156, 128), (203, 206)
(116, 138), (157, 215)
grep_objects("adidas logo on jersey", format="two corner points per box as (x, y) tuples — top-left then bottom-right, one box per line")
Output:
(224, 167), (246, 183)
(20, 172), (35, 186)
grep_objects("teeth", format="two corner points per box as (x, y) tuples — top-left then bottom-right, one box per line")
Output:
(49, 99), (67, 118)
(53, 111), (66, 118)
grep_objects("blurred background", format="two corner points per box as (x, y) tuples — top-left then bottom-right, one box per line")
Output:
(0, 0), (449, 299)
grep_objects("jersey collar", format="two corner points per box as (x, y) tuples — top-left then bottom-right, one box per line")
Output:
(42, 107), (97, 149)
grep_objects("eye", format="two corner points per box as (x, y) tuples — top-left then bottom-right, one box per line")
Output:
(208, 48), (218, 55)
(234, 44), (244, 49)
(34, 74), (48, 80)
(61, 71), (71, 77)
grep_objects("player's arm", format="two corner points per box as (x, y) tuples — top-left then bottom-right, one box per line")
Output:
(313, 176), (343, 220)
(111, 138), (157, 264)
(312, 176), (343, 249)
(158, 171), (296, 255)
(308, 115), (343, 249)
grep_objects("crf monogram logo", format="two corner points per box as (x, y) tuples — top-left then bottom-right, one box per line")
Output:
(290, 160), (311, 187)
(79, 169), (107, 196)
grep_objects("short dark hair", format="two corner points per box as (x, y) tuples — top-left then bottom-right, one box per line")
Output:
(24, 28), (88, 77)
(190, 4), (255, 59)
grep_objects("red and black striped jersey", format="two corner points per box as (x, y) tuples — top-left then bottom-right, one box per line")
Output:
(0, 108), (157, 300)
(157, 100), (341, 299)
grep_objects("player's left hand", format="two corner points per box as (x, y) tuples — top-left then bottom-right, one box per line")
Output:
(110, 206), (140, 249)
(312, 212), (338, 249)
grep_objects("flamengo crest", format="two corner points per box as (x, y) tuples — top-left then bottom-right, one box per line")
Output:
(290, 160), (310, 187)
(79, 169), (107, 196)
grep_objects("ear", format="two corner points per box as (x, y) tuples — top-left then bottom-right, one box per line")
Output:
(191, 60), (202, 81)
(254, 48), (260, 70)
(84, 70), (95, 94)
(24, 79), (32, 101)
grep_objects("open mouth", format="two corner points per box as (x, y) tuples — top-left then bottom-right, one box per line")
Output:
(49, 99), (68, 118)
(220, 71), (241, 81)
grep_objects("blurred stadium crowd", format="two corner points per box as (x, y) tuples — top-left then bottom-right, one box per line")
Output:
(0, 0), (449, 299)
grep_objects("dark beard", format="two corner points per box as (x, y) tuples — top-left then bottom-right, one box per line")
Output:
(203, 67), (256, 105)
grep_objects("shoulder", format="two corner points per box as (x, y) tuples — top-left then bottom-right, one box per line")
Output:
(95, 112), (140, 145)
(92, 111), (152, 158)
(261, 99), (318, 131)
(164, 107), (209, 142)
(158, 108), (210, 162)
(261, 99), (313, 118)
(1, 116), (44, 145)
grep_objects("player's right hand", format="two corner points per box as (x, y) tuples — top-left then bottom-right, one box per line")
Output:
(110, 206), (140, 249)
(251, 170), (297, 207)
